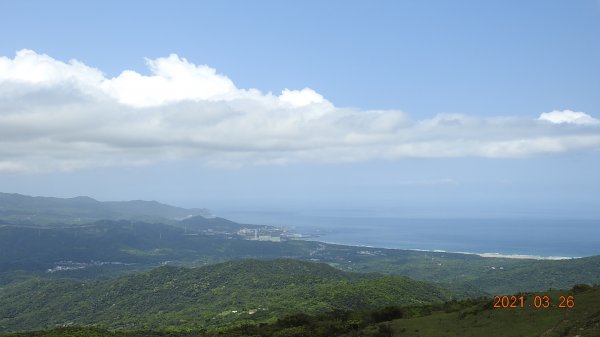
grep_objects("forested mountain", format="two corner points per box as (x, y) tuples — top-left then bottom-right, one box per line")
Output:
(0, 259), (452, 332)
(0, 193), (211, 226)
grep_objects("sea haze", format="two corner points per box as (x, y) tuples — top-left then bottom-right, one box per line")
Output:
(216, 210), (600, 258)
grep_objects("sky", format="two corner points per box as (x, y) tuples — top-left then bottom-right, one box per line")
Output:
(0, 0), (599, 218)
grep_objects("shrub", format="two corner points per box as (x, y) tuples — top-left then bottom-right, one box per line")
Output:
(369, 306), (404, 323)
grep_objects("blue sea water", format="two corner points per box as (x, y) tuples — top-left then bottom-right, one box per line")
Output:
(216, 210), (600, 258)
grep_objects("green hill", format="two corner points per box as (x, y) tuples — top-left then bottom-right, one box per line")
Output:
(0, 259), (452, 332)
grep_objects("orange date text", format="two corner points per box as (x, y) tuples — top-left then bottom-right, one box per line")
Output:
(493, 295), (574, 309)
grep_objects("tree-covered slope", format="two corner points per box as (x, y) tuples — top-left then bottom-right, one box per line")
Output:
(0, 259), (451, 332)
(343, 250), (600, 294)
(3, 285), (599, 337)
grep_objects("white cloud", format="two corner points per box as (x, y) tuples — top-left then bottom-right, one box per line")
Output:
(279, 88), (325, 107)
(538, 110), (600, 125)
(0, 49), (104, 86)
(100, 54), (238, 107)
(0, 49), (599, 173)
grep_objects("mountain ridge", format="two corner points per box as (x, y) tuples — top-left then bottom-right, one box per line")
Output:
(0, 192), (211, 226)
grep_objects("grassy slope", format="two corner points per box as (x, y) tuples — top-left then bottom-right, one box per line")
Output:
(387, 287), (600, 337)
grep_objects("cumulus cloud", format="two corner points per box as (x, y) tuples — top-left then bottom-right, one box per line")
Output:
(279, 88), (325, 107)
(538, 110), (600, 125)
(100, 54), (238, 107)
(1, 50), (599, 173)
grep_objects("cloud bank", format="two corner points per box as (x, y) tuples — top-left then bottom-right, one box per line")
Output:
(1, 49), (599, 173)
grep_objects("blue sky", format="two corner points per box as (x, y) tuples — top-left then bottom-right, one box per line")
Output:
(0, 0), (599, 218)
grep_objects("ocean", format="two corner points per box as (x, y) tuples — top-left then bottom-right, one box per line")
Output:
(215, 210), (600, 258)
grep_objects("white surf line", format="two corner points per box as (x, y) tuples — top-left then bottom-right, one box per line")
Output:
(405, 248), (577, 260)
(303, 237), (581, 260)
(475, 252), (577, 260)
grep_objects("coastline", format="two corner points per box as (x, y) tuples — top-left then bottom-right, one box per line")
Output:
(221, 211), (600, 259)
(309, 238), (580, 260)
